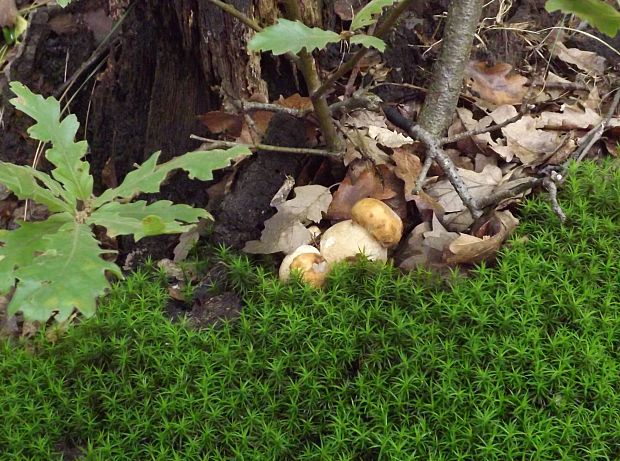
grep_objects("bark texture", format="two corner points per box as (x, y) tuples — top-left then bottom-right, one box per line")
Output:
(417, 0), (484, 136)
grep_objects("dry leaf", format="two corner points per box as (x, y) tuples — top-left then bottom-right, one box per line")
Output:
(426, 165), (503, 213)
(198, 111), (243, 136)
(392, 147), (422, 201)
(466, 61), (528, 105)
(327, 161), (406, 221)
(344, 110), (388, 129)
(537, 105), (602, 130)
(553, 42), (605, 76)
(277, 93), (313, 111)
(244, 185), (332, 254)
(492, 115), (562, 165)
(446, 211), (518, 264)
(367, 126), (413, 148)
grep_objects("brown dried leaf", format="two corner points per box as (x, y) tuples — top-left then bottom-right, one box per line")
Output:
(244, 185), (332, 254)
(327, 161), (406, 220)
(466, 61), (528, 105)
(276, 93), (313, 111)
(553, 42), (605, 75)
(493, 116), (563, 165)
(198, 111), (243, 136)
(392, 147), (422, 201)
(426, 165), (503, 213)
(446, 211), (518, 264)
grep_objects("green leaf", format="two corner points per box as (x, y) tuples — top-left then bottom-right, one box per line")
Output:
(9, 82), (93, 200)
(0, 214), (74, 294)
(545, 0), (620, 37)
(57, 0), (72, 6)
(350, 0), (401, 31)
(93, 146), (250, 207)
(0, 162), (74, 213)
(7, 221), (122, 322)
(248, 19), (341, 55)
(349, 34), (387, 51)
(88, 200), (211, 241)
(163, 146), (251, 181)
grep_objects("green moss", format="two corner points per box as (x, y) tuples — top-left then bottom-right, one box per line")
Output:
(1, 160), (619, 460)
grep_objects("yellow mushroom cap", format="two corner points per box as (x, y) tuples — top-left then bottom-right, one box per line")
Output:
(351, 198), (403, 248)
(279, 245), (329, 288)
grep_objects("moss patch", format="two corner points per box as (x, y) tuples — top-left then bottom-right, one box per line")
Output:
(2, 161), (620, 460)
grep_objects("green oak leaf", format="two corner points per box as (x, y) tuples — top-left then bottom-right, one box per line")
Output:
(248, 19), (341, 55)
(0, 213), (74, 293)
(93, 146), (249, 207)
(351, 0), (400, 31)
(8, 221), (121, 322)
(349, 34), (387, 51)
(88, 200), (210, 240)
(0, 163), (74, 212)
(9, 82), (93, 200)
(545, 0), (620, 37)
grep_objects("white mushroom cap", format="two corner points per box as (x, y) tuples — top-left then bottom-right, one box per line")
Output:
(279, 245), (321, 281)
(319, 220), (387, 264)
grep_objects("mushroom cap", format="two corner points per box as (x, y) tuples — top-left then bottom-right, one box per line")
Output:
(320, 220), (387, 264)
(279, 245), (321, 281)
(289, 253), (329, 288)
(351, 198), (403, 248)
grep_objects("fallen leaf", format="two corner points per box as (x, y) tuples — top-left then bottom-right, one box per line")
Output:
(276, 93), (313, 111)
(344, 110), (388, 129)
(466, 61), (528, 105)
(492, 115), (562, 165)
(412, 190), (445, 221)
(367, 125), (413, 148)
(446, 211), (518, 264)
(552, 42), (605, 75)
(537, 105), (602, 130)
(426, 165), (503, 213)
(198, 111), (243, 136)
(344, 128), (392, 164)
(392, 147), (422, 200)
(244, 185), (332, 254)
(327, 161), (406, 220)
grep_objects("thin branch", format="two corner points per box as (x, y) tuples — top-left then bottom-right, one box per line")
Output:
(281, 0), (341, 151)
(238, 101), (310, 117)
(476, 177), (543, 209)
(441, 108), (527, 145)
(311, 0), (416, 102)
(543, 176), (566, 222)
(190, 135), (342, 158)
(207, 0), (262, 32)
(414, 155), (433, 193)
(571, 88), (620, 163)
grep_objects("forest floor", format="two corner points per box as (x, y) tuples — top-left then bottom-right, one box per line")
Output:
(1, 159), (619, 459)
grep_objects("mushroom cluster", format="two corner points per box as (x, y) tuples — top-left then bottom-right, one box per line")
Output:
(279, 198), (403, 288)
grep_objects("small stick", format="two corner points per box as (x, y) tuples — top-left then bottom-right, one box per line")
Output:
(190, 134), (342, 158)
(441, 109), (526, 145)
(571, 88), (620, 163)
(413, 155), (433, 193)
(543, 176), (566, 222)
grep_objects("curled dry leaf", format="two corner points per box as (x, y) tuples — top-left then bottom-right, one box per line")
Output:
(392, 147), (422, 201)
(466, 61), (528, 106)
(244, 185), (332, 254)
(397, 214), (458, 270)
(198, 111), (243, 136)
(327, 160), (407, 221)
(493, 115), (563, 165)
(552, 42), (605, 76)
(427, 164), (503, 213)
(276, 93), (313, 111)
(367, 125), (413, 148)
(446, 211), (519, 264)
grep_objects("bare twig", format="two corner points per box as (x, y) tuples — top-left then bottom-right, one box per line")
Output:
(571, 88), (620, 163)
(207, 0), (262, 32)
(190, 134), (342, 158)
(414, 155), (433, 193)
(441, 108), (527, 145)
(543, 175), (566, 222)
(238, 101), (310, 118)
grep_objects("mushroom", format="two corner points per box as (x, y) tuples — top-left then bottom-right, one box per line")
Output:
(279, 245), (329, 288)
(319, 220), (387, 264)
(351, 198), (403, 247)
